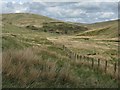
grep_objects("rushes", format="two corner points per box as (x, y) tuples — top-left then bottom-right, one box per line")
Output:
(2, 48), (78, 87)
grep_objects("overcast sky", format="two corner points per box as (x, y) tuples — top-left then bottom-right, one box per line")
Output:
(1, 0), (119, 23)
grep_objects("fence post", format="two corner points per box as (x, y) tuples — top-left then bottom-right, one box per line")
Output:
(75, 54), (77, 61)
(77, 54), (79, 60)
(69, 51), (72, 59)
(63, 45), (65, 50)
(79, 55), (82, 60)
(75, 53), (76, 58)
(80, 55), (82, 60)
(92, 58), (94, 68)
(114, 62), (117, 74)
(87, 57), (90, 67)
(83, 55), (85, 58)
(105, 60), (107, 73)
(98, 59), (100, 69)
(69, 54), (71, 59)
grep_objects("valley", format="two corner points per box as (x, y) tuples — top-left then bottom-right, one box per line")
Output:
(2, 13), (119, 88)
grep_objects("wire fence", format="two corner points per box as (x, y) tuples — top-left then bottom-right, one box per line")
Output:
(52, 42), (118, 79)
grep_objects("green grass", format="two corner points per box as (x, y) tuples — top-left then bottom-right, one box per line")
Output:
(2, 35), (30, 50)
(73, 66), (117, 88)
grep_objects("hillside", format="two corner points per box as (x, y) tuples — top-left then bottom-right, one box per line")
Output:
(77, 20), (118, 38)
(2, 13), (88, 34)
(2, 13), (119, 88)
(86, 20), (118, 29)
(2, 13), (57, 27)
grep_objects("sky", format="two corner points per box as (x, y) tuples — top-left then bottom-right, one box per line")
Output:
(1, 0), (119, 23)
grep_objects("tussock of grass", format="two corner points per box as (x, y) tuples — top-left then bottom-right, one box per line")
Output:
(2, 48), (78, 88)
(2, 47), (118, 88)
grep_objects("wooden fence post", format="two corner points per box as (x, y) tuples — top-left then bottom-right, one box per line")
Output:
(80, 55), (82, 60)
(63, 45), (65, 50)
(92, 58), (94, 68)
(98, 59), (100, 69)
(69, 54), (71, 59)
(75, 53), (76, 58)
(77, 54), (79, 60)
(114, 62), (117, 74)
(79, 55), (82, 60)
(84, 56), (86, 59)
(70, 52), (72, 59)
(75, 54), (77, 61)
(105, 60), (107, 73)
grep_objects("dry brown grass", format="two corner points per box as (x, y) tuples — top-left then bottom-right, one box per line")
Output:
(2, 48), (39, 85)
(2, 48), (78, 87)
(48, 35), (118, 61)
(32, 45), (67, 61)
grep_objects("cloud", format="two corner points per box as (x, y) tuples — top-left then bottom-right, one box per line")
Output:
(43, 2), (118, 23)
(2, 2), (28, 13)
(1, 1), (118, 23)
(32, 0), (119, 2)
(100, 12), (115, 18)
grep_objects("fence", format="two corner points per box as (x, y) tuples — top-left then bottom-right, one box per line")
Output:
(52, 42), (118, 79)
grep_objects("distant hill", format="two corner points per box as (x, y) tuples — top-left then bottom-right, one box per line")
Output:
(86, 20), (118, 29)
(77, 20), (118, 38)
(2, 13), (118, 37)
(2, 13), (88, 34)
(2, 13), (58, 26)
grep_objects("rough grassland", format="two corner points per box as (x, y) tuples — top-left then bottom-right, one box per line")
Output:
(2, 13), (119, 88)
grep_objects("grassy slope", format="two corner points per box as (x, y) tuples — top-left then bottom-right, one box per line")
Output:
(2, 13), (88, 34)
(77, 20), (118, 38)
(74, 20), (118, 61)
(2, 13), (118, 88)
(2, 13), (57, 26)
(86, 20), (118, 29)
